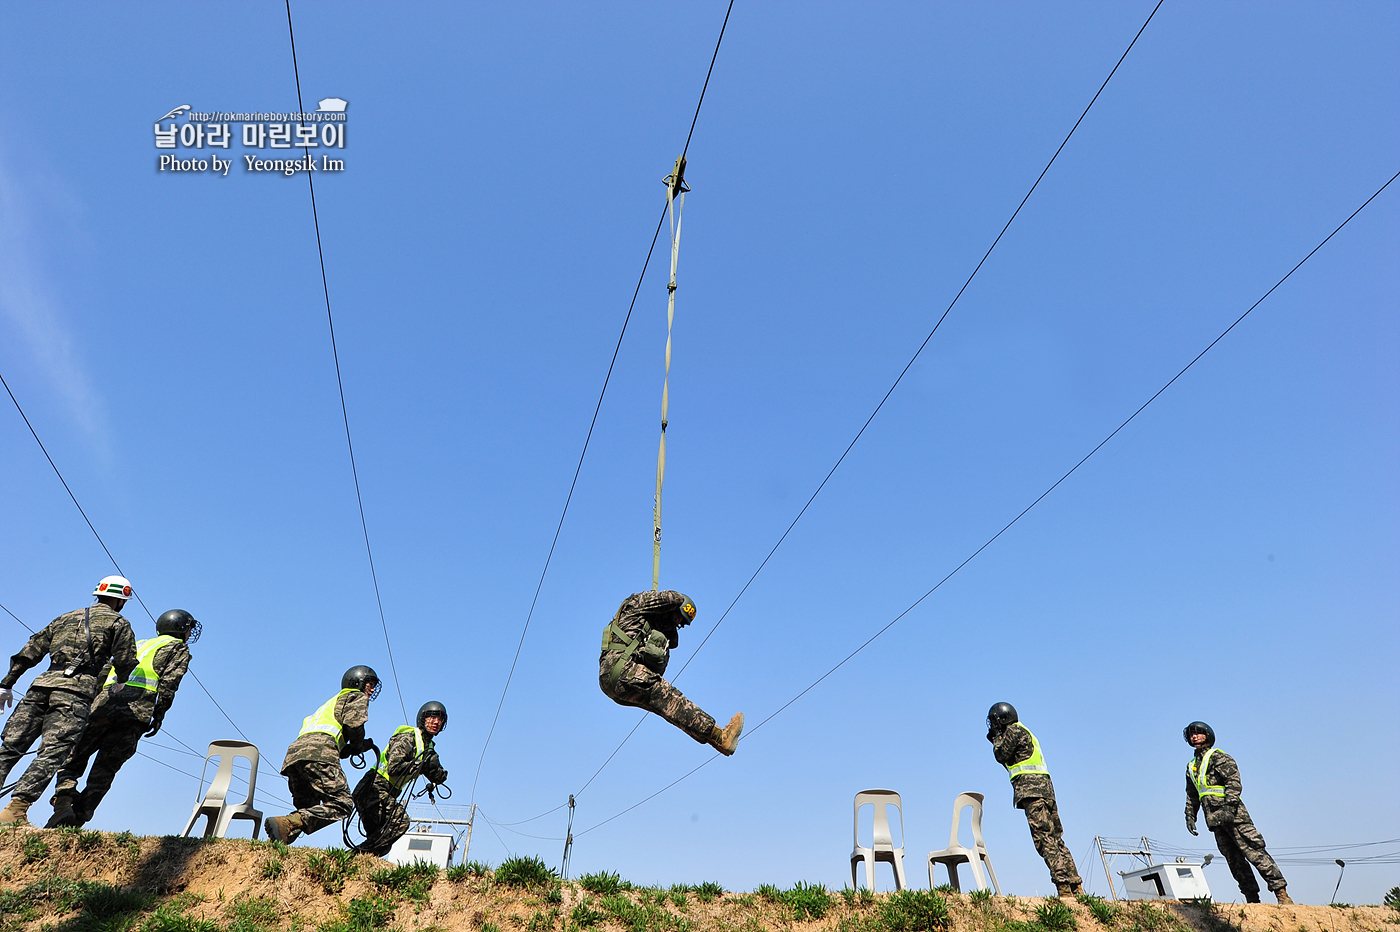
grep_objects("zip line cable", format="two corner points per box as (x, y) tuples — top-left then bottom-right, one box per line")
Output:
(0, 602), (34, 634)
(285, 0), (409, 726)
(565, 0), (1166, 805)
(1, 372), (251, 742)
(468, 0), (738, 806)
(568, 167), (1400, 837)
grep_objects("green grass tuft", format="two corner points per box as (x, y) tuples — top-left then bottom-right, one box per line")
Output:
(369, 859), (439, 904)
(305, 847), (358, 895)
(1077, 893), (1119, 925)
(879, 889), (950, 931)
(783, 881), (833, 921)
(21, 834), (49, 863)
(970, 888), (994, 907)
(1036, 898), (1078, 931)
(1385, 886), (1400, 910)
(693, 881), (723, 903)
(224, 892), (280, 932)
(578, 871), (627, 895)
(570, 901), (606, 928)
(494, 854), (559, 889)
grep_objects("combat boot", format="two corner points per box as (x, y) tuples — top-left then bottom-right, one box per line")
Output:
(1275, 889), (1293, 905)
(1244, 892), (1261, 903)
(708, 713), (744, 756)
(0, 798), (31, 826)
(1055, 884), (1075, 897)
(44, 795), (81, 829)
(265, 813), (304, 844)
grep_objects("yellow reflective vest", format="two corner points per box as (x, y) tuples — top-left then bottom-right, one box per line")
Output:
(1005, 725), (1051, 780)
(1188, 748), (1226, 798)
(104, 634), (180, 692)
(299, 688), (358, 746)
(375, 724), (428, 791)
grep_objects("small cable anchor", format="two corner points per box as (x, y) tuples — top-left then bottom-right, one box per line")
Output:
(663, 154), (690, 199)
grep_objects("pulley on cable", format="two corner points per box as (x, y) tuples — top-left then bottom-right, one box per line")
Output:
(653, 154), (689, 591)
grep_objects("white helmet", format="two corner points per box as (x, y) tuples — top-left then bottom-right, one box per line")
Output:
(93, 575), (133, 600)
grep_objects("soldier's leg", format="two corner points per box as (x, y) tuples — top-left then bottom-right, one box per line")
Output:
(294, 760), (354, 835)
(359, 785), (409, 858)
(53, 709), (114, 800)
(0, 689), (52, 785)
(1022, 798), (1082, 887)
(352, 773), (386, 851)
(1232, 820), (1287, 893)
(1213, 828), (1260, 900)
(606, 664), (715, 742)
(11, 689), (90, 804)
(72, 721), (145, 821)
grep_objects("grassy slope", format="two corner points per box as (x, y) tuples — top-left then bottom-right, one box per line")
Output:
(0, 828), (1395, 932)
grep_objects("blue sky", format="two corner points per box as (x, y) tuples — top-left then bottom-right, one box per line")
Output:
(0, 1), (1396, 906)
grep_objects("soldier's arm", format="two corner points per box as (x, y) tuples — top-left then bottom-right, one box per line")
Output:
(1212, 752), (1243, 806)
(634, 590), (687, 617)
(151, 643), (191, 720)
(997, 724), (1034, 767)
(422, 748), (448, 785)
(1185, 766), (1202, 819)
(382, 731), (418, 782)
(0, 621), (57, 689)
(109, 621), (138, 686)
(336, 691), (372, 755)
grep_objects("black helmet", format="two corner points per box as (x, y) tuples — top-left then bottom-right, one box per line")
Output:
(1183, 721), (1215, 748)
(987, 702), (1019, 733)
(156, 609), (202, 644)
(417, 701), (448, 733)
(677, 595), (697, 627)
(342, 665), (382, 701)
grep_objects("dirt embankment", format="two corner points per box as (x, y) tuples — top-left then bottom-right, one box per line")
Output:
(0, 827), (1395, 932)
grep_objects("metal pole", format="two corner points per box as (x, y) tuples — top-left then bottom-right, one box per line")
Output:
(653, 154), (688, 591)
(1097, 837), (1118, 901)
(460, 803), (476, 865)
(1330, 859), (1346, 904)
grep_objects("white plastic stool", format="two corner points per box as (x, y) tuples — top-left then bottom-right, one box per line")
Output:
(181, 740), (263, 839)
(851, 788), (907, 891)
(927, 792), (1000, 893)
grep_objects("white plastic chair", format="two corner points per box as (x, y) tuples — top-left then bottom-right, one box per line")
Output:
(851, 789), (907, 891)
(927, 792), (1000, 893)
(181, 740), (263, 840)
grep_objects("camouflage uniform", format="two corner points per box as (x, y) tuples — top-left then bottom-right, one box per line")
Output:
(598, 590), (715, 742)
(351, 726), (447, 856)
(0, 604), (137, 805)
(1186, 748), (1286, 897)
(279, 690), (371, 835)
(53, 638), (191, 822)
(989, 722), (1081, 887)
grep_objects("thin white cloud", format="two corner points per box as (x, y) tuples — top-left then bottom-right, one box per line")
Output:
(0, 153), (109, 453)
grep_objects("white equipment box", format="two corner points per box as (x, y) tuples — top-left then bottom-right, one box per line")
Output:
(384, 832), (456, 869)
(1120, 862), (1211, 900)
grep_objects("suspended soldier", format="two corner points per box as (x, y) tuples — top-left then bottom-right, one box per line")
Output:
(599, 591), (743, 755)
(351, 700), (449, 856)
(0, 576), (138, 825)
(986, 702), (1083, 896)
(47, 609), (199, 827)
(1183, 721), (1292, 904)
(266, 665), (380, 844)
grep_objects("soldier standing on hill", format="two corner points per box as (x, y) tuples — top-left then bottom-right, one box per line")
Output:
(599, 590), (743, 756)
(986, 702), (1083, 897)
(0, 576), (139, 826)
(1183, 721), (1292, 904)
(351, 700), (449, 856)
(47, 608), (199, 827)
(266, 665), (380, 844)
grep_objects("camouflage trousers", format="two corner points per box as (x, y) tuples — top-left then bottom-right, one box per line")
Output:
(352, 771), (408, 857)
(52, 707), (145, 822)
(284, 760), (354, 835)
(0, 686), (92, 804)
(1213, 818), (1286, 896)
(599, 657), (715, 743)
(1022, 797), (1081, 886)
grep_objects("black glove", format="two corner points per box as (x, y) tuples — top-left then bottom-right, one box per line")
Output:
(1186, 816), (1198, 836)
(145, 715), (164, 738)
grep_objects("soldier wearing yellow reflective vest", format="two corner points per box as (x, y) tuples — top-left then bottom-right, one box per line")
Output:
(986, 702), (1083, 896)
(1183, 721), (1291, 904)
(47, 609), (198, 828)
(350, 701), (449, 856)
(266, 665), (380, 844)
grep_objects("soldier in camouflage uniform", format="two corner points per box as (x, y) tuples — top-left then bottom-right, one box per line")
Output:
(1183, 722), (1291, 904)
(48, 608), (199, 827)
(351, 700), (449, 856)
(0, 576), (139, 825)
(599, 590), (743, 755)
(265, 665), (380, 844)
(986, 702), (1083, 896)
